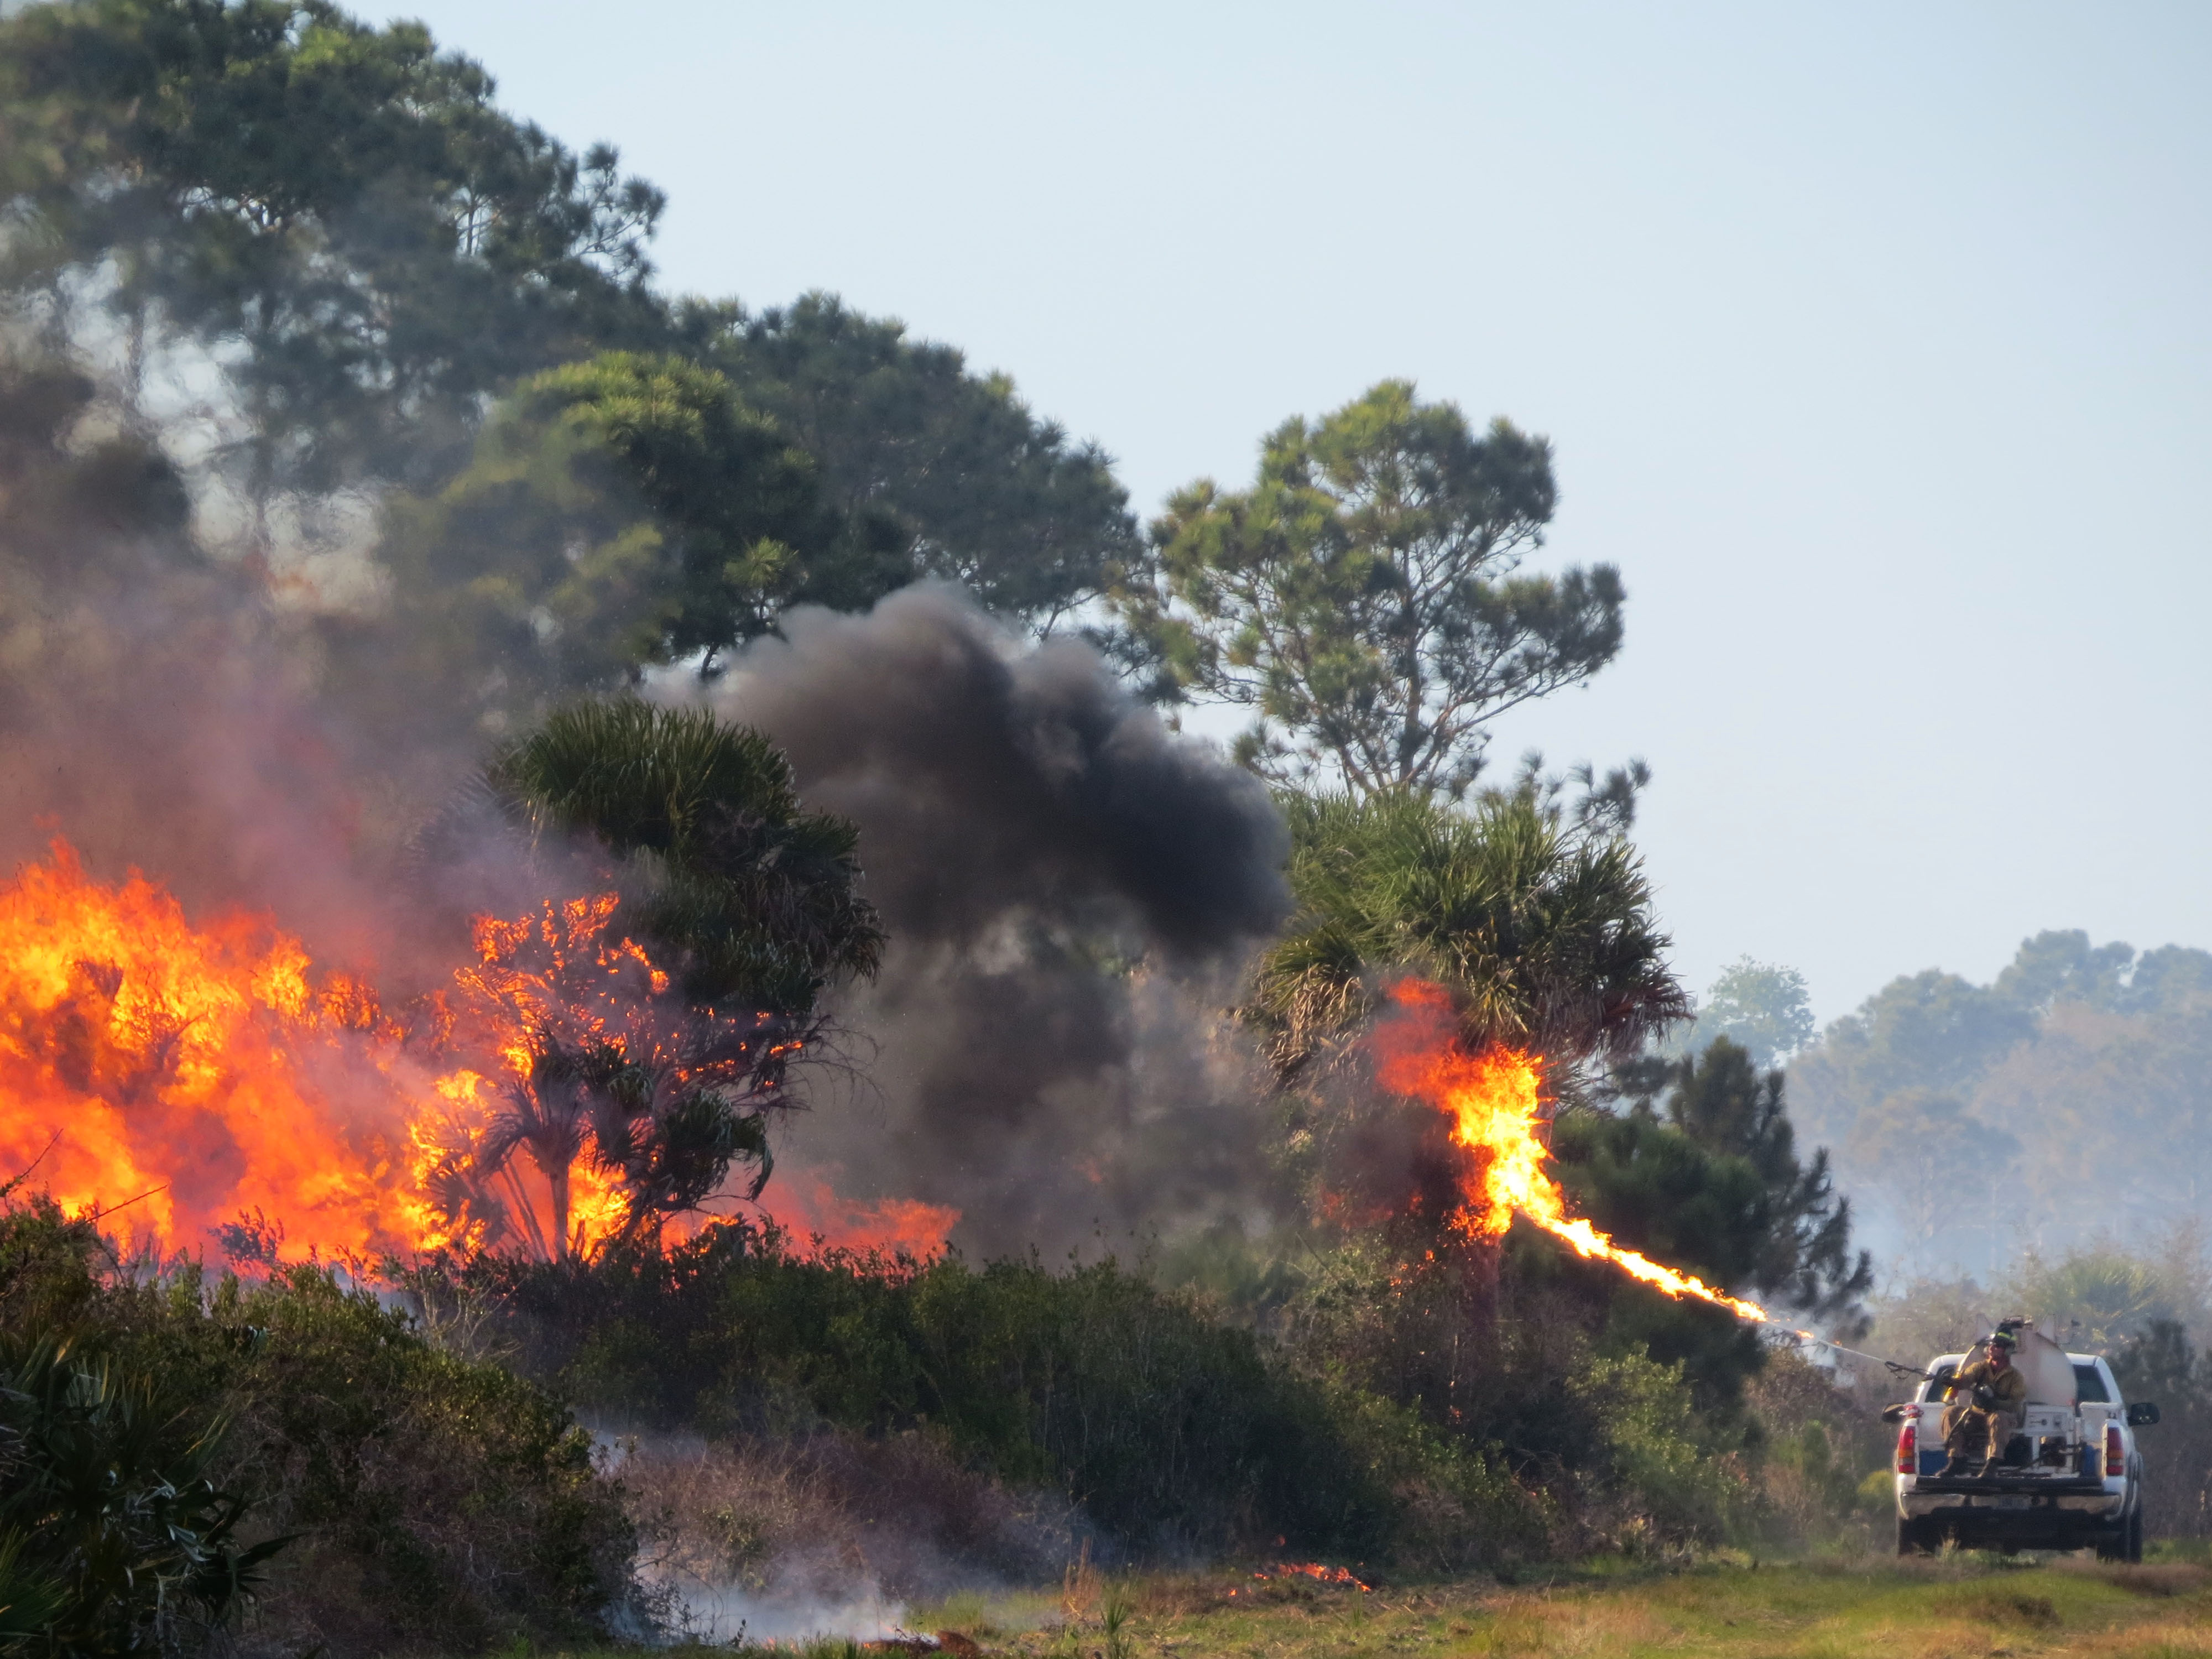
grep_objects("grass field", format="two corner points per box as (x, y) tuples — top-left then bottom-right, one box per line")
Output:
(630, 1551), (2212, 1659)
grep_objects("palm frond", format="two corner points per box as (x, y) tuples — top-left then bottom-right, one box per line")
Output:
(1254, 788), (1688, 1079)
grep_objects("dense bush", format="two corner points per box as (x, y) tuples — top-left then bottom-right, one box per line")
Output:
(413, 1222), (1433, 1558)
(1275, 1231), (1748, 1552)
(0, 1198), (636, 1656)
(2114, 1320), (2212, 1537)
(0, 1334), (284, 1656)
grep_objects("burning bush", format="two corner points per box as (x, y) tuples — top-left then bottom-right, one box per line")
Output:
(0, 698), (883, 1269)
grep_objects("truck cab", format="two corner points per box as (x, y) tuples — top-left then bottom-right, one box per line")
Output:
(1888, 1323), (2157, 1558)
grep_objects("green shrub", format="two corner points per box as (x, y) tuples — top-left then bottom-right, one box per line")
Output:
(1277, 1232), (1755, 1554)
(0, 1198), (636, 1657)
(1310, 1381), (1553, 1569)
(1569, 1351), (1746, 1546)
(0, 1334), (286, 1657)
(419, 1223), (1396, 1554)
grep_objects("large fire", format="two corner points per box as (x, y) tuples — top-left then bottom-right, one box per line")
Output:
(1374, 978), (1772, 1324)
(0, 839), (424, 1255)
(0, 839), (943, 1264)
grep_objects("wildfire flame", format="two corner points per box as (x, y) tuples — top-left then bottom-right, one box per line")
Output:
(0, 840), (424, 1255)
(1374, 978), (1773, 1325)
(0, 839), (945, 1265)
(751, 1171), (958, 1259)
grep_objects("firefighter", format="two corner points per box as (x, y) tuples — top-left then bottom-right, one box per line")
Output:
(1938, 1329), (2029, 1476)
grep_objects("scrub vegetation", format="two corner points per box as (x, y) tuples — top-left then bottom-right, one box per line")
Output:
(1, 3), (2206, 1656)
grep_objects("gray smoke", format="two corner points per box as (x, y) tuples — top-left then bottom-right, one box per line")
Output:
(691, 586), (1292, 1258)
(0, 347), (520, 990)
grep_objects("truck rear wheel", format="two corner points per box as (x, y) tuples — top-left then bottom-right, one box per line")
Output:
(2126, 1505), (2144, 1563)
(1897, 1515), (1939, 1556)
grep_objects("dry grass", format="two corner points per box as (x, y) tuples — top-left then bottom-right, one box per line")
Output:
(523, 1548), (2212, 1659)
(609, 1427), (1079, 1611)
(2058, 1562), (2212, 1598)
(972, 1552), (2212, 1659)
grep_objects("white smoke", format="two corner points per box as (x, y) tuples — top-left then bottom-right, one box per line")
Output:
(648, 1569), (911, 1647)
(594, 1427), (1074, 1646)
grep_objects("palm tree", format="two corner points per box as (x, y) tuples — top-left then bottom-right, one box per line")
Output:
(423, 700), (883, 1256)
(2005, 1248), (2177, 1351)
(1254, 787), (1687, 1084)
(489, 698), (884, 1008)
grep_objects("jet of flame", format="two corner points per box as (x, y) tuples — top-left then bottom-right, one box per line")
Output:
(1373, 978), (1773, 1324)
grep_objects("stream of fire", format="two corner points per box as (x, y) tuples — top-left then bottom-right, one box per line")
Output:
(1375, 977), (1775, 1326)
(0, 839), (950, 1261)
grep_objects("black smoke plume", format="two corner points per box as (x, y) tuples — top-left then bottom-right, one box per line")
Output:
(693, 586), (1292, 1258)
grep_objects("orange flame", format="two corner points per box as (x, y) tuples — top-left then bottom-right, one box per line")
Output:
(0, 841), (421, 1256)
(1252, 1563), (1371, 1590)
(1373, 978), (1772, 1324)
(750, 1170), (959, 1259)
(403, 892), (684, 1259)
(0, 839), (846, 1265)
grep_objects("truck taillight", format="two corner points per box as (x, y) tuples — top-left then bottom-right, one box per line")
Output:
(2105, 1422), (2125, 1481)
(1895, 1418), (1917, 1475)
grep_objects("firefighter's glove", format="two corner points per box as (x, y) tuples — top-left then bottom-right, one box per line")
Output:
(1973, 1385), (1996, 1408)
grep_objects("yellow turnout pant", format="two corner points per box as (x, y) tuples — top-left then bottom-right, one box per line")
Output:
(1943, 1401), (2022, 1466)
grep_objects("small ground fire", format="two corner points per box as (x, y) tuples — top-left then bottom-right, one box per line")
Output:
(1253, 1563), (1372, 1590)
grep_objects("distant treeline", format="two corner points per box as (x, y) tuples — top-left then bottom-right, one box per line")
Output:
(1789, 930), (2212, 1263)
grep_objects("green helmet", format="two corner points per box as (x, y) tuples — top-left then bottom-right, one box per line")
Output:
(1989, 1331), (2017, 1350)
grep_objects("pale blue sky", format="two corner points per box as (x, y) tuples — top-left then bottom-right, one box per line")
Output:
(392, 0), (2212, 1022)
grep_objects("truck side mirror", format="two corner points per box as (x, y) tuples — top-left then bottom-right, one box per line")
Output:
(2127, 1401), (2161, 1427)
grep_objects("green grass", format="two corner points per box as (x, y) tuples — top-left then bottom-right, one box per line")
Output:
(1088, 1557), (2212, 1659)
(519, 1554), (2212, 1659)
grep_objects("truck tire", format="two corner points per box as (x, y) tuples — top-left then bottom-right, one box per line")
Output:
(2095, 1517), (2128, 1562)
(2126, 1504), (2144, 1563)
(1897, 1515), (1939, 1556)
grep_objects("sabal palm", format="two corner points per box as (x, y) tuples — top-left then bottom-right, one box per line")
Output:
(2006, 1250), (2174, 1350)
(1255, 788), (1686, 1081)
(489, 698), (884, 1007)
(435, 700), (882, 1256)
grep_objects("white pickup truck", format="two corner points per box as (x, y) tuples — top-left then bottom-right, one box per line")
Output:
(1887, 1322), (2160, 1558)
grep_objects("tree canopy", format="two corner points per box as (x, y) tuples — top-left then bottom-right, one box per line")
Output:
(488, 698), (883, 1013)
(356, 351), (847, 729)
(1120, 380), (1625, 796)
(1611, 1039), (1871, 1321)
(1, 3), (1135, 645)
(0, 0), (667, 492)
(1791, 930), (2212, 1261)
(688, 291), (1141, 632)
(1665, 957), (1818, 1072)
(352, 309), (1139, 737)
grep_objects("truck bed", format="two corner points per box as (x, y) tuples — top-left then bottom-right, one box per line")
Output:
(1909, 1471), (2105, 1496)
